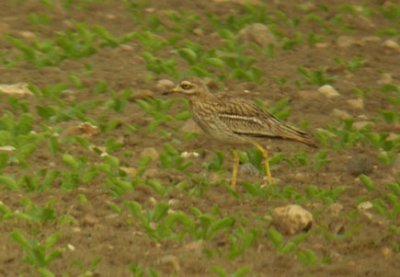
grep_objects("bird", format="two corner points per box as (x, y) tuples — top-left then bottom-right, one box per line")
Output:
(169, 77), (317, 190)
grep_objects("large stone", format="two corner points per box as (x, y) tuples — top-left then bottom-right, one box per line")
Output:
(272, 205), (313, 235)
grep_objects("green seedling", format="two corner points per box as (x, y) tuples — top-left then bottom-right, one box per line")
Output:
(281, 32), (303, 50)
(267, 227), (308, 255)
(11, 229), (62, 274)
(204, 151), (225, 172)
(142, 52), (180, 78)
(228, 228), (259, 259)
(6, 23), (135, 67)
(381, 3), (400, 21)
(159, 143), (192, 171)
(335, 56), (366, 72)
(129, 263), (160, 277)
(370, 182), (400, 220)
(297, 66), (335, 86)
(17, 198), (56, 223)
(135, 98), (176, 132)
(296, 249), (319, 266)
(212, 266), (251, 277)
(28, 13), (51, 25)
(359, 174), (375, 191)
(313, 150), (331, 170)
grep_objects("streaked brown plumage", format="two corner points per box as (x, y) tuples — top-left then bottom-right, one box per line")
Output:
(170, 77), (317, 189)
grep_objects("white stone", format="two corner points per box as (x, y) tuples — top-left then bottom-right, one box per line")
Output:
(357, 201), (373, 211)
(318, 85), (340, 98)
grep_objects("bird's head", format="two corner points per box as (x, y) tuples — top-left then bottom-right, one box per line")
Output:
(170, 78), (209, 96)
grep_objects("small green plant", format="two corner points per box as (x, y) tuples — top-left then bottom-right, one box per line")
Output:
(335, 56), (366, 72)
(297, 66), (335, 85)
(212, 266), (251, 277)
(11, 230), (62, 275)
(267, 227), (308, 255)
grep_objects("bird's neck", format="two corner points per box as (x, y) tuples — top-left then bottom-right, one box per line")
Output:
(188, 91), (218, 105)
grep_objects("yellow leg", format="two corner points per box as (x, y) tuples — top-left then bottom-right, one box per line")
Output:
(250, 141), (273, 184)
(231, 148), (239, 190)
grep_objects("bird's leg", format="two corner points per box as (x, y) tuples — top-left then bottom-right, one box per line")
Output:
(231, 148), (239, 190)
(251, 141), (273, 185)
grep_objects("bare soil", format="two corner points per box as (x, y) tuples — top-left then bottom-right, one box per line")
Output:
(0, 0), (399, 276)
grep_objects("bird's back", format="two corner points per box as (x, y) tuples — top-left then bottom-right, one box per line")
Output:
(189, 94), (317, 147)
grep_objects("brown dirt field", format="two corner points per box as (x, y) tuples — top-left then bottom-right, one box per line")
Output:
(0, 0), (399, 276)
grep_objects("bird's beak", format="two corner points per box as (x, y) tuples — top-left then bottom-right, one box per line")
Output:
(162, 86), (180, 95)
(170, 87), (181, 93)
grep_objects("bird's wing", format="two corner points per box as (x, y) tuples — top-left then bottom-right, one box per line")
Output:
(215, 97), (317, 147)
(215, 98), (280, 137)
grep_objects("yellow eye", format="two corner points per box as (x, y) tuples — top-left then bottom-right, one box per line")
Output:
(180, 83), (192, 90)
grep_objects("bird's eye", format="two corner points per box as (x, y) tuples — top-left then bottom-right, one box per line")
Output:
(180, 83), (191, 90)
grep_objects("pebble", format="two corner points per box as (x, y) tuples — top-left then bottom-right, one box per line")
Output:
(357, 201), (373, 211)
(120, 166), (137, 176)
(298, 90), (319, 100)
(158, 255), (180, 272)
(336, 36), (360, 48)
(237, 23), (277, 47)
(82, 215), (98, 227)
(378, 73), (393, 85)
(180, 151), (200, 159)
(156, 79), (175, 93)
(318, 85), (340, 98)
(140, 147), (159, 161)
(213, 0), (261, 4)
(353, 121), (373, 130)
(129, 90), (154, 100)
(383, 39), (400, 52)
(329, 203), (344, 216)
(193, 28), (204, 36)
(361, 36), (381, 43)
(0, 83), (33, 96)
(347, 98), (364, 110)
(182, 240), (204, 253)
(180, 119), (201, 133)
(62, 122), (100, 138)
(272, 204), (313, 235)
(315, 42), (330, 48)
(331, 109), (352, 120)
(0, 146), (15, 152)
(19, 31), (36, 39)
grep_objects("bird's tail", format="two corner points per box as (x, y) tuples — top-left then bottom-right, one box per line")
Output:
(276, 123), (318, 148)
